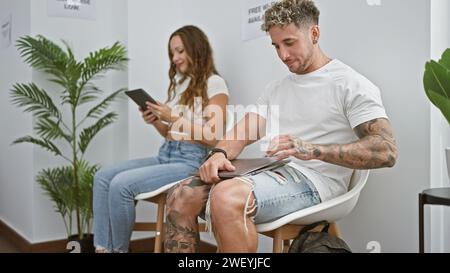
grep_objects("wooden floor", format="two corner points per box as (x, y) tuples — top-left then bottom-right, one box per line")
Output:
(0, 233), (216, 253)
(0, 219), (217, 253)
(0, 234), (21, 253)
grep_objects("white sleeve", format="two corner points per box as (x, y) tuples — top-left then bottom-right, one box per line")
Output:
(207, 75), (229, 98)
(344, 75), (389, 129)
(246, 81), (276, 120)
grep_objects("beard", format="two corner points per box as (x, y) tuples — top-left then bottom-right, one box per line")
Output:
(290, 49), (315, 74)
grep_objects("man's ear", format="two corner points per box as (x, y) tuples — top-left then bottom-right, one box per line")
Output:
(311, 25), (320, 44)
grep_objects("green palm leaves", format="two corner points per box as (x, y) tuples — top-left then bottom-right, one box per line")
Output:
(10, 35), (128, 239)
(424, 49), (450, 124)
(37, 160), (99, 237)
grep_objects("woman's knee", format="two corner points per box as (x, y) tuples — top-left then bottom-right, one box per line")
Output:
(93, 168), (109, 188)
(94, 170), (116, 197)
(109, 175), (134, 200)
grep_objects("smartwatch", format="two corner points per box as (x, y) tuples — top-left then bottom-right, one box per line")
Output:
(205, 148), (228, 161)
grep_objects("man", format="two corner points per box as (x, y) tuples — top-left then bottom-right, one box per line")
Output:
(164, 0), (398, 253)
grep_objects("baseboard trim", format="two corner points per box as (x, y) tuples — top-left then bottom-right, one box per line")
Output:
(0, 219), (217, 253)
(0, 218), (32, 252)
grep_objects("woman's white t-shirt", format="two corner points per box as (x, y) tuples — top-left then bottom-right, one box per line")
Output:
(250, 59), (388, 201)
(168, 74), (229, 125)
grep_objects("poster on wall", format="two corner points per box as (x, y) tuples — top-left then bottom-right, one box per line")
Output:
(47, 0), (96, 20)
(242, 0), (276, 41)
(1, 14), (12, 49)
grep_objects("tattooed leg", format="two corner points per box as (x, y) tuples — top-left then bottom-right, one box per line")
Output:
(164, 177), (211, 253)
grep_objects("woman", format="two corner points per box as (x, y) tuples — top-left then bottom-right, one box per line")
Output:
(93, 25), (229, 253)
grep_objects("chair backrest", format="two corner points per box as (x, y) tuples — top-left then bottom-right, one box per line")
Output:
(348, 169), (370, 194)
(256, 169), (370, 233)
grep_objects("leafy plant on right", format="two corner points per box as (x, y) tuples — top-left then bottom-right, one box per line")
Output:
(424, 48), (450, 124)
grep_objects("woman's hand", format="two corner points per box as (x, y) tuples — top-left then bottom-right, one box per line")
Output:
(147, 101), (178, 123)
(139, 106), (159, 125)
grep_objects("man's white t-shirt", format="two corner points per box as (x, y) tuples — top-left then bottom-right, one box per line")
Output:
(251, 59), (388, 201)
(168, 74), (229, 125)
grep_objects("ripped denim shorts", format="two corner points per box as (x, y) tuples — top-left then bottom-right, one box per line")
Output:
(241, 164), (321, 224)
(203, 164), (322, 234)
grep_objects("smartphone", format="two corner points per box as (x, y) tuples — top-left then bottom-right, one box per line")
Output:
(125, 89), (158, 111)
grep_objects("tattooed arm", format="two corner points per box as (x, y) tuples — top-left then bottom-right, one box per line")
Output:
(266, 118), (398, 169)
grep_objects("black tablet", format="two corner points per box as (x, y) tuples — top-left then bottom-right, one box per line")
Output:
(125, 89), (158, 111)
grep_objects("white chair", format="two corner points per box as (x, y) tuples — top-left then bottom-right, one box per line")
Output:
(133, 110), (235, 253)
(256, 169), (370, 253)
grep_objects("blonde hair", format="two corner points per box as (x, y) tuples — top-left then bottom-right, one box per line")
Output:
(261, 0), (320, 32)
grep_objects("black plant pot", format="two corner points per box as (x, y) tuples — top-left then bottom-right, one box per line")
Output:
(67, 234), (95, 253)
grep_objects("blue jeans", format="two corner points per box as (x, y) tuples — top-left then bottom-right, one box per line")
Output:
(93, 140), (208, 252)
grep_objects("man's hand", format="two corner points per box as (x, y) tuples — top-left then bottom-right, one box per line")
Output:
(139, 106), (159, 125)
(199, 153), (236, 184)
(266, 135), (320, 161)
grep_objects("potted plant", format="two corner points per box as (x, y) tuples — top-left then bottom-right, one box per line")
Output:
(424, 48), (450, 177)
(10, 35), (128, 252)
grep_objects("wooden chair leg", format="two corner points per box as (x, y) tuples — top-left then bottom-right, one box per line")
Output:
(266, 223), (341, 253)
(273, 228), (283, 253)
(283, 240), (290, 253)
(154, 194), (166, 253)
(328, 222), (341, 238)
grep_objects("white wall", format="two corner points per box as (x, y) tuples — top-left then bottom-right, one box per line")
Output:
(430, 0), (450, 253)
(318, 0), (431, 253)
(0, 0), (34, 241)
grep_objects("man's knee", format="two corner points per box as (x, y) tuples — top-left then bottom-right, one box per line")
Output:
(210, 179), (253, 218)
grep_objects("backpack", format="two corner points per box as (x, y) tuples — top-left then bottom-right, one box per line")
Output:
(288, 221), (352, 253)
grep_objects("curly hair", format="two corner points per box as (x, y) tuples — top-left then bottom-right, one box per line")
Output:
(261, 0), (320, 32)
(167, 25), (218, 108)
